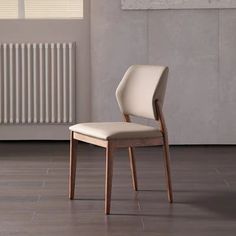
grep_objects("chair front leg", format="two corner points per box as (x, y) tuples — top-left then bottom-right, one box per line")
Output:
(128, 147), (138, 191)
(105, 143), (114, 215)
(69, 131), (78, 200)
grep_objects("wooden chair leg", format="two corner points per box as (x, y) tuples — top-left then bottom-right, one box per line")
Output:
(69, 131), (78, 200)
(128, 147), (138, 191)
(162, 137), (173, 203)
(105, 144), (113, 215)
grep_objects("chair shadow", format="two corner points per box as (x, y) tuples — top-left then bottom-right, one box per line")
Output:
(179, 190), (236, 220)
(74, 190), (236, 220)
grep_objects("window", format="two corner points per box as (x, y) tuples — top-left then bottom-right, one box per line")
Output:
(0, 0), (18, 19)
(0, 0), (83, 19)
(121, 0), (236, 9)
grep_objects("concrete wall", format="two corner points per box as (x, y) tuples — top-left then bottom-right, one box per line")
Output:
(91, 0), (236, 144)
(0, 1), (91, 140)
(1, 0), (236, 144)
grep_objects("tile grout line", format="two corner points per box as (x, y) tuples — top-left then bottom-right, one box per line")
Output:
(223, 179), (231, 189)
(137, 199), (145, 231)
(214, 167), (231, 189)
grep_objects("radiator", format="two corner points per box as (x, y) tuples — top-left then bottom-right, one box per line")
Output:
(0, 42), (76, 124)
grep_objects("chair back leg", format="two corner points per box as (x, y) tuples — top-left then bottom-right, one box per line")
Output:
(128, 147), (138, 191)
(105, 144), (114, 214)
(69, 131), (78, 199)
(162, 136), (173, 203)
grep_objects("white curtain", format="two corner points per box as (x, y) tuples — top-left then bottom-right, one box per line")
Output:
(0, 0), (83, 19)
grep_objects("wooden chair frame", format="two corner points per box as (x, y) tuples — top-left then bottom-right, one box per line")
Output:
(69, 100), (173, 215)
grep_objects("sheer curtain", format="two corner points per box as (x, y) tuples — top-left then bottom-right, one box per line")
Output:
(0, 0), (83, 19)
(0, 0), (18, 19)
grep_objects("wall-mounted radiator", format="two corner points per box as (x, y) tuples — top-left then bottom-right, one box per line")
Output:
(0, 42), (76, 124)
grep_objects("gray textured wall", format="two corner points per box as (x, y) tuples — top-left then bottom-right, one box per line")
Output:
(91, 0), (236, 144)
(0, 1), (91, 140)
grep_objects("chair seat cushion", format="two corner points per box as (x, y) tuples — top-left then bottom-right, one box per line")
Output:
(69, 122), (162, 140)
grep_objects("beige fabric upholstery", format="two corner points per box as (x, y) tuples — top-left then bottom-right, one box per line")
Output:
(69, 122), (162, 140)
(116, 65), (168, 120)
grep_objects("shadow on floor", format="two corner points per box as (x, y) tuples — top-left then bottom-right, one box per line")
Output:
(180, 190), (236, 220)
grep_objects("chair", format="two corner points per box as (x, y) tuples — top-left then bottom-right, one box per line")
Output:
(69, 65), (173, 214)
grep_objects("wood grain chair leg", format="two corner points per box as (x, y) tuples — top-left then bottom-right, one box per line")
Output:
(128, 147), (138, 191)
(162, 137), (173, 203)
(69, 131), (78, 200)
(105, 144), (113, 215)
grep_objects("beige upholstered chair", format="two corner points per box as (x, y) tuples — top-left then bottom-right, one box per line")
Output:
(69, 65), (173, 214)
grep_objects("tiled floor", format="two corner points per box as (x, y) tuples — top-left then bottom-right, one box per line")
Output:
(0, 142), (236, 235)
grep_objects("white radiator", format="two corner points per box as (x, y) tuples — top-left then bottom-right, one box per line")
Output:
(0, 42), (76, 124)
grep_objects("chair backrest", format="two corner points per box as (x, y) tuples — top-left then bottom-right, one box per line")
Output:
(116, 65), (169, 120)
